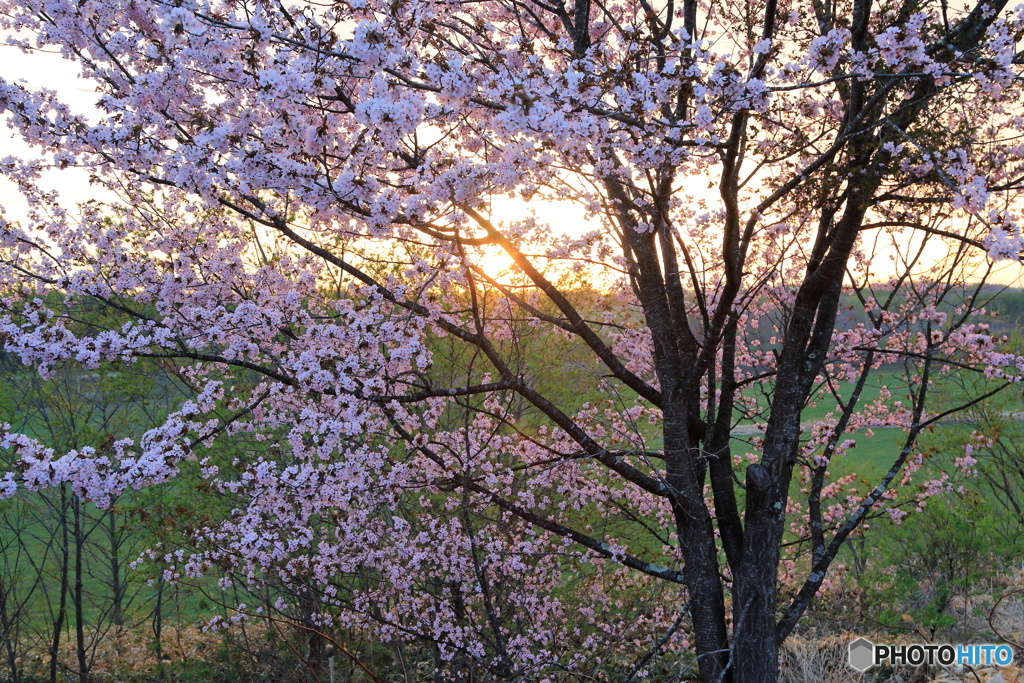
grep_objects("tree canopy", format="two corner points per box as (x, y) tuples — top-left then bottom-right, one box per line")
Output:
(1, 0), (1023, 679)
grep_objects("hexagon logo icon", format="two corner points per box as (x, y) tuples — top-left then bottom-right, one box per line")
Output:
(848, 637), (875, 672)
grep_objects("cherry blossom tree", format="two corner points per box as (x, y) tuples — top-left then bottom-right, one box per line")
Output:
(1, 0), (1023, 679)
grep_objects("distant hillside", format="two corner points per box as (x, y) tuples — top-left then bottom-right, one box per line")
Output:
(830, 285), (1024, 336)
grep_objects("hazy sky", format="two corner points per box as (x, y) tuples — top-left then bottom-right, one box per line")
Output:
(1, 42), (109, 221)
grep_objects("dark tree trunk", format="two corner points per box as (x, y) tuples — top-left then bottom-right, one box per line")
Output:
(665, 403), (731, 682)
(108, 510), (123, 628)
(0, 579), (19, 683)
(49, 487), (70, 683)
(153, 571), (166, 681)
(73, 499), (88, 683)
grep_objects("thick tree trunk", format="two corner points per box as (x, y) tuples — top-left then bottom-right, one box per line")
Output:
(676, 505), (731, 682)
(666, 404), (732, 682)
(730, 463), (787, 682)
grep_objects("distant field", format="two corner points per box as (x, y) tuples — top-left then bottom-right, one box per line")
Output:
(736, 369), (900, 426)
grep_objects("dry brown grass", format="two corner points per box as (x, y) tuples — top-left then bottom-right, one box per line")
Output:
(13, 621), (269, 681)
